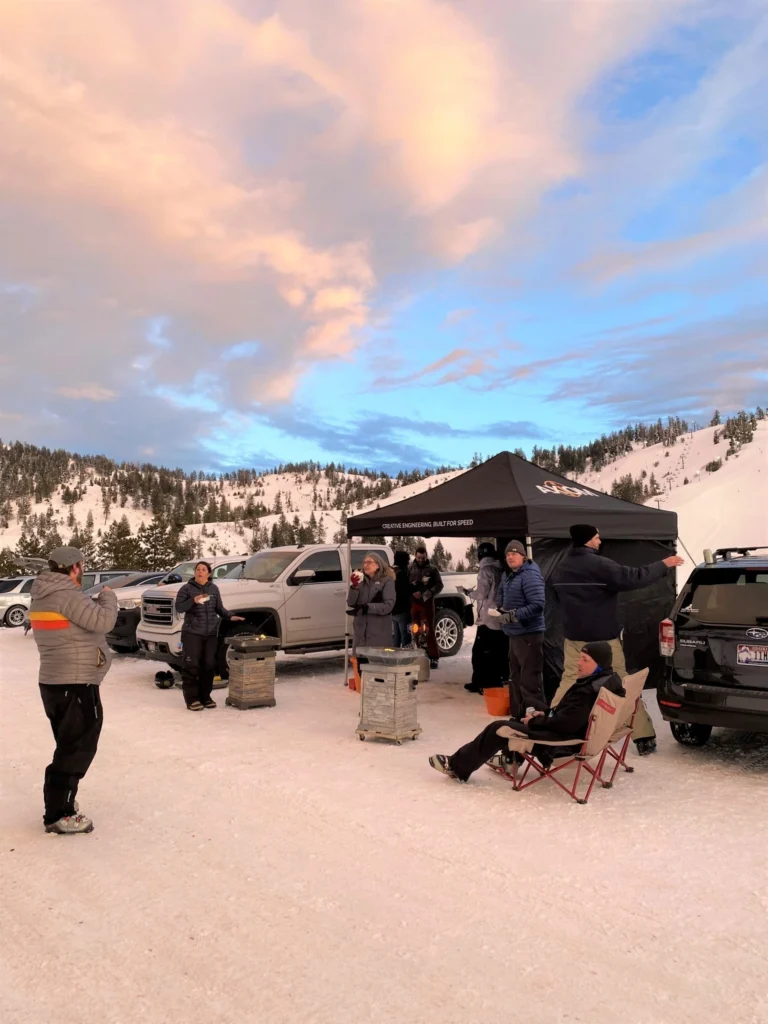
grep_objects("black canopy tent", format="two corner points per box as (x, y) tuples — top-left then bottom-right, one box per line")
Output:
(347, 452), (678, 693)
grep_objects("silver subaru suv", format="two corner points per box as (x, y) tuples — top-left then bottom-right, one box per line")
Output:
(0, 577), (36, 627)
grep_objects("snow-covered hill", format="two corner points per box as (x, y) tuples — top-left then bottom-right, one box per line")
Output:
(1, 423), (765, 577)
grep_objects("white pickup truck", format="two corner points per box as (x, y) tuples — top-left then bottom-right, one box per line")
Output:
(136, 543), (476, 674)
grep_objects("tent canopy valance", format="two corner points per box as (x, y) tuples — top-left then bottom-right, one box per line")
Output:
(347, 451), (677, 541)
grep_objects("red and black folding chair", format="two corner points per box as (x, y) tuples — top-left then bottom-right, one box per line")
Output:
(489, 686), (627, 805)
(598, 668), (649, 788)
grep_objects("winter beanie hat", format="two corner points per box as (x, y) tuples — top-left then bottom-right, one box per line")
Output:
(393, 550), (410, 569)
(477, 542), (497, 560)
(581, 641), (613, 671)
(505, 540), (526, 557)
(569, 524), (599, 547)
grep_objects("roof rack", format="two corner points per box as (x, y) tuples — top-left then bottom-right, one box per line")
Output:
(708, 546), (768, 563)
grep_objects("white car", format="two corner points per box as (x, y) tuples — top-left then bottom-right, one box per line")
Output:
(0, 577), (36, 627)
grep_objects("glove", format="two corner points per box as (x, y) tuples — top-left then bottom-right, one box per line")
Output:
(500, 610), (517, 625)
(346, 607), (359, 617)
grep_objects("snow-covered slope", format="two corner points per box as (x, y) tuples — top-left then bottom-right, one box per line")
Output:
(1, 424), (765, 574)
(580, 422), (768, 570)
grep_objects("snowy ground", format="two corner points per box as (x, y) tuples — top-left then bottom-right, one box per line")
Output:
(2, 628), (767, 1024)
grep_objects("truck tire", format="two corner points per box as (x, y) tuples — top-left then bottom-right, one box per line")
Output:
(434, 608), (463, 657)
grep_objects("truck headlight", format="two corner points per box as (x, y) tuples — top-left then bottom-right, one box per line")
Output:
(118, 597), (143, 610)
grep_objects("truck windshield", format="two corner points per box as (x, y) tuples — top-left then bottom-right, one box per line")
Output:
(243, 551), (298, 582)
(163, 561), (196, 583)
(681, 569), (768, 626)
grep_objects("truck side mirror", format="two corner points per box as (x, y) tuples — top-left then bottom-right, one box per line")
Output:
(165, 573), (182, 584)
(293, 569), (317, 581)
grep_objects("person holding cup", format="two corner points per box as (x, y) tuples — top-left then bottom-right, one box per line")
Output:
(175, 561), (244, 711)
(346, 552), (396, 653)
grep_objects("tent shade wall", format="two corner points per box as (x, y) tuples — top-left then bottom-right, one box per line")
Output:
(347, 451), (677, 540)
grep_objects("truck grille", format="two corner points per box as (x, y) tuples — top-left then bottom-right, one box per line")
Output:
(142, 596), (175, 626)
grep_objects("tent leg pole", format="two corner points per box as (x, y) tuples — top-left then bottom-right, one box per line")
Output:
(525, 535), (533, 560)
(343, 537), (352, 686)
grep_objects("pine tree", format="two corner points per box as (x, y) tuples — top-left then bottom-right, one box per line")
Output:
(101, 487), (111, 525)
(431, 540), (449, 570)
(710, 410), (721, 426)
(98, 515), (144, 569)
(465, 543), (478, 570)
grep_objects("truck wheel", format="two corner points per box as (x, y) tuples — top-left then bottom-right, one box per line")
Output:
(434, 609), (463, 657)
(670, 722), (712, 746)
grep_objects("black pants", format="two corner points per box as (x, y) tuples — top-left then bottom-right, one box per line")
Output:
(450, 719), (532, 781)
(508, 633), (546, 717)
(181, 632), (218, 706)
(39, 684), (103, 826)
(471, 625), (510, 689)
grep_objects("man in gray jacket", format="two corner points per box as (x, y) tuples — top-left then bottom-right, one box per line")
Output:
(29, 547), (118, 834)
(459, 543), (507, 693)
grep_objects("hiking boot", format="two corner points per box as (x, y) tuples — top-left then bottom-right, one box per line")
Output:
(45, 813), (94, 835)
(635, 737), (657, 756)
(203, 699), (217, 709)
(428, 754), (458, 779)
(429, 659), (439, 670)
(464, 683), (483, 693)
(187, 701), (204, 712)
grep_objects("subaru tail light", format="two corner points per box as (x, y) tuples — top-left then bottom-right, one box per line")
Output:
(659, 618), (675, 657)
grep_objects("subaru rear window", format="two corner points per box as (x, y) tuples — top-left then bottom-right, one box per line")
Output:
(680, 569), (768, 626)
(0, 580), (21, 594)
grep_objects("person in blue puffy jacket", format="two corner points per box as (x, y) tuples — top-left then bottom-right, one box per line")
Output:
(490, 540), (547, 717)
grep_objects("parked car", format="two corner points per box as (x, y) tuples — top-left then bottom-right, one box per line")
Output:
(0, 576), (37, 627)
(84, 572), (166, 652)
(658, 546), (768, 746)
(81, 569), (139, 590)
(136, 545), (475, 676)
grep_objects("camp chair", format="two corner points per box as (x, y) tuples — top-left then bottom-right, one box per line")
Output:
(598, 669), (649, 788)
(490, 686), (627, 805)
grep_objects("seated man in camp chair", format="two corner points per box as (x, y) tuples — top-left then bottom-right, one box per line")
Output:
(429, 642), (625, 782)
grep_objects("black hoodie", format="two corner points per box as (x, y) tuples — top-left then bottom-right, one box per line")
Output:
(527, 668), (625, 738)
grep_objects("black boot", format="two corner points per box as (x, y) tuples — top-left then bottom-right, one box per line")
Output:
(634, 737), (657, 756)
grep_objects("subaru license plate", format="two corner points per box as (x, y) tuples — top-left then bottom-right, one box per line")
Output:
(737, 644), (768, 665)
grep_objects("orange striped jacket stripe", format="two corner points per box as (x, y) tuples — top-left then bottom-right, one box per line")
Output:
(29, 612), (70, 631)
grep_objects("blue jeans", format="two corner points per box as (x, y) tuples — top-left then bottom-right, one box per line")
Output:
(392, 612), (412, 648)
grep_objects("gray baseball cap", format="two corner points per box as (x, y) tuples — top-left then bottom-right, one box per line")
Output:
(48, 546), (85, 569)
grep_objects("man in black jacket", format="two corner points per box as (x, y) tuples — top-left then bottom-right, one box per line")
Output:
(551, 524), (684, 755)
(409, 546), (443, 668)
(429, 642), (624, 781)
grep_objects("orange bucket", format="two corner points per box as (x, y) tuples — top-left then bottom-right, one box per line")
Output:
(483, 687), (510, 717)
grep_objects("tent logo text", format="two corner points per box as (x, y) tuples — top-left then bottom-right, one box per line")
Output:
(536, 480), (599, 499)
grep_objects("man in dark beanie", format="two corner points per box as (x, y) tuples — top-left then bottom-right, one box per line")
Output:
(391, 550), (412, 648)
(551, 524), (684, 755)
(490, 540), (547, 717)
(429, 641), (625, 782)
(29, 546), (118, 834)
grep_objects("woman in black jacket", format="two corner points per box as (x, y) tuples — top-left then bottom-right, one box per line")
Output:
(175, 561), (244, 711)
(429, 641), (625, 781)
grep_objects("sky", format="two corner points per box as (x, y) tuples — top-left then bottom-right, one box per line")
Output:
(0, 0), (766, 474)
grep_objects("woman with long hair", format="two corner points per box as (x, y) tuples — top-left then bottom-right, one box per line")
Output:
(175, 561), (244, 711)
(346, 551), (396, 652)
